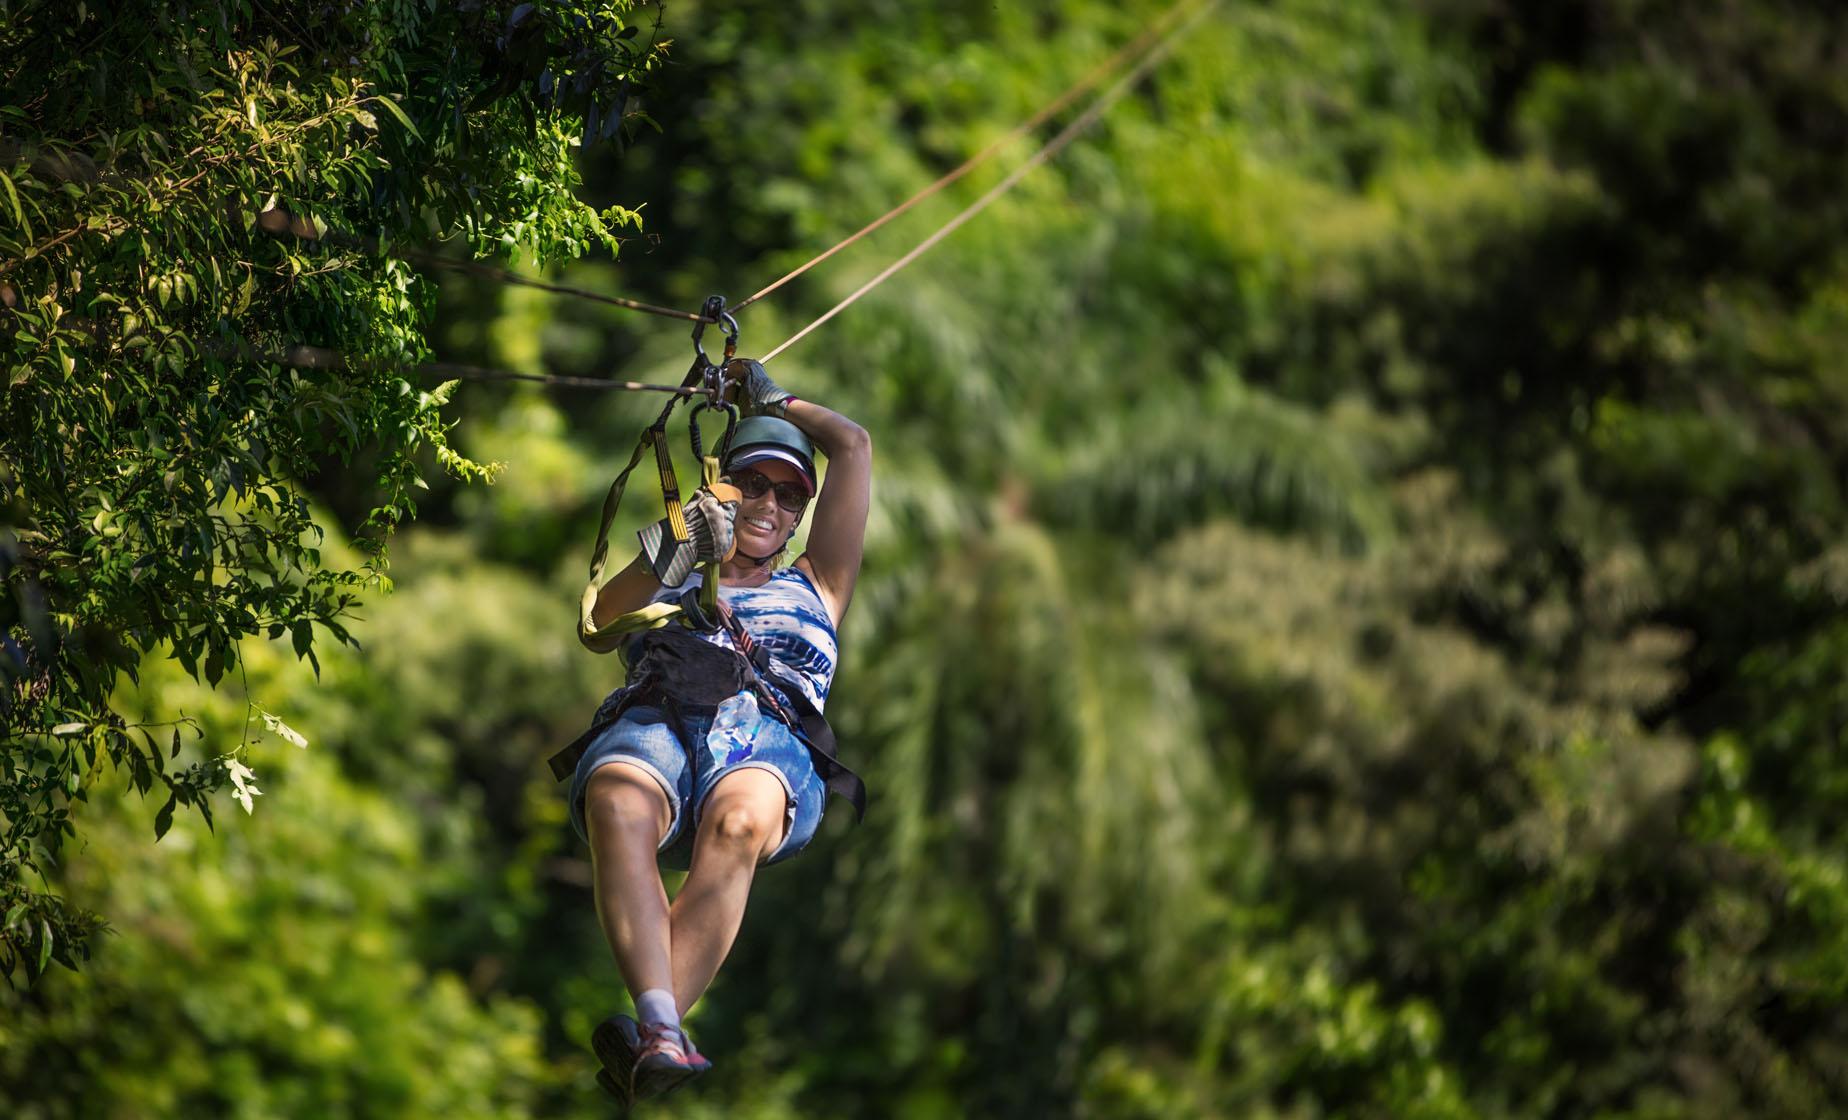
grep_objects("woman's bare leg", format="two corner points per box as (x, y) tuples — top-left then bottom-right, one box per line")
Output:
(668, 767), (788, 1011)
(583, 763), (676, 998)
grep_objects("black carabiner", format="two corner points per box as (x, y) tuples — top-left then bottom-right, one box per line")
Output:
(689, 399), (740, 465)
(690, 294), (740, 381)
(718, 309), (739, 365)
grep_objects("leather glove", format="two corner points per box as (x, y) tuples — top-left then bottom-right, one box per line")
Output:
(637, 488), (737, 587)
(723, 358), (795, 419)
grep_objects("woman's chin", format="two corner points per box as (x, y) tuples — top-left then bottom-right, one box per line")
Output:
(738, 528), (779, 553)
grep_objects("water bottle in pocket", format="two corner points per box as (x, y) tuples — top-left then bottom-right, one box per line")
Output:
(707, 691), (760, 767)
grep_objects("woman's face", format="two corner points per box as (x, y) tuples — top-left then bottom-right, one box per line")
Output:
(729, 458), (808, 555)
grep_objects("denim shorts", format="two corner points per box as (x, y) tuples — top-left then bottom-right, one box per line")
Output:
(568, 694), (826, 868)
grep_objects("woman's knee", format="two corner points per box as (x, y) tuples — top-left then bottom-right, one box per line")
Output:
(699, 771), (789, 860)
(583, 763), (672, 846)
(710, 803), (776, 855)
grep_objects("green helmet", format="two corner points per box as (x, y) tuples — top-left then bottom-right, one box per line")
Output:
(724, 415), (817, 493)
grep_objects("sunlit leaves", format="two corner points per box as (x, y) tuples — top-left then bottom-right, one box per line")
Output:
(0, 0), (662, 982)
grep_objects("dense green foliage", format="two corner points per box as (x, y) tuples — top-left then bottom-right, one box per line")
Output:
(0, 0), (658, 981)
(7, 0), (1848, 1116)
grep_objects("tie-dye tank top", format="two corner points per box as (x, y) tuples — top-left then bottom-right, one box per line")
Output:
(650, 565), (838, 713)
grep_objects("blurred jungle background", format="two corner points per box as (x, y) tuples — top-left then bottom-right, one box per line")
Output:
(4, 0), (1847, 1116)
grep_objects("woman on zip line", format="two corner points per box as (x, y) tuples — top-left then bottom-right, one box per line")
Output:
(532, 6), (1205, 1100)
(566, 358), (871, 1102)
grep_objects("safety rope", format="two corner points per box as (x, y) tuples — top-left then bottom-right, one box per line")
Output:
(728, 0), (1204, 314)
(760, 0), (1220, 362)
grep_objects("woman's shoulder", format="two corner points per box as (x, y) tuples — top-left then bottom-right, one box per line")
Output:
(783, 559), (830, 601)
(781, 560), (818, 586)
(756, 562), (834, 627)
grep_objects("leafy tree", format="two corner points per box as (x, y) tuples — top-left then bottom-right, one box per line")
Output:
(0, 0), (661, 981)
(549, 1), (1848, 1114)
(0, 630), (555, 1119)
(5, 1), (1847, 1117)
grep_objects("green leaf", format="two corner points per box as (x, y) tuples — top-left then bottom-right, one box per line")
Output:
(423, 379), (460, 408)
(51, 722), (87, 736)
(36, 920), (52, 973)
(0, 169), (27, 240)
(371, 96), (422, 141)
(153, 793), (176, 840)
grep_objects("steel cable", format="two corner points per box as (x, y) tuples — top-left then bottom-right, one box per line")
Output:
(760, 0), (1220, 363)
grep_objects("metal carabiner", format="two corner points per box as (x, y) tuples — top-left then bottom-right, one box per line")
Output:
(718, 309), (739, 365)
(688, 399), (740, 468)
(690, 295), (741, 402)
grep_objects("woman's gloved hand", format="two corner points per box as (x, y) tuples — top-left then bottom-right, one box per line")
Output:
(722, 358), (795, 419)
(637, 489), (738, 586)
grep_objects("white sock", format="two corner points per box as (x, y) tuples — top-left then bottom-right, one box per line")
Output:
(635, 988), (680, 1030)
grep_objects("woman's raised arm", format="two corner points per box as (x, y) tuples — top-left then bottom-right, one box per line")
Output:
(787, 398), (871, 627)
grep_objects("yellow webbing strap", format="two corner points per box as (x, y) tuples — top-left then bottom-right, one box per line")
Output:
(578, 427), (674, 652)
(656, 427), (688, 544)
(577, 435), (742, 654)
(698, 454), (729, 621)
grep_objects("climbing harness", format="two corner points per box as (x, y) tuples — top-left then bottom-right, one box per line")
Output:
(548, 595), (867, 820)
(553, 296), (869, 820)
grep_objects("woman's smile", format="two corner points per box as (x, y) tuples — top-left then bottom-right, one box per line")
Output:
(726, 457), (807, 557)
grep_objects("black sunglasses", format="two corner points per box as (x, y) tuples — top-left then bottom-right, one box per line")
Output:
(727, 468), (810, 513)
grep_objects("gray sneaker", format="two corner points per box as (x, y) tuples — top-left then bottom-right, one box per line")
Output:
(630, 1020), (711, 1099)
(594, 1067), (629, 1107)
(593, 1014), (642, 1090)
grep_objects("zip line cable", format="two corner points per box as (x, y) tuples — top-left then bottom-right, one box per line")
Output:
(417, 362), (699, 393)
(266, 343), (701, 394)
(385, 242), (705, 322)
(727, 0), (1203, 314)
(255, 0), (1213, 388)
(759, 0), (1220, 363)
(255, 211), (706, 322)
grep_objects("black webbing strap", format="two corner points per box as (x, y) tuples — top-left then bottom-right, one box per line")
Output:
(549, 716), (618, 782)
(711, 602), (865, 821)
(578, 356), (716, 652)
(761, 662), (867, 823)
(583, 377), (687, 591)
(584, 364), (696, 596)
